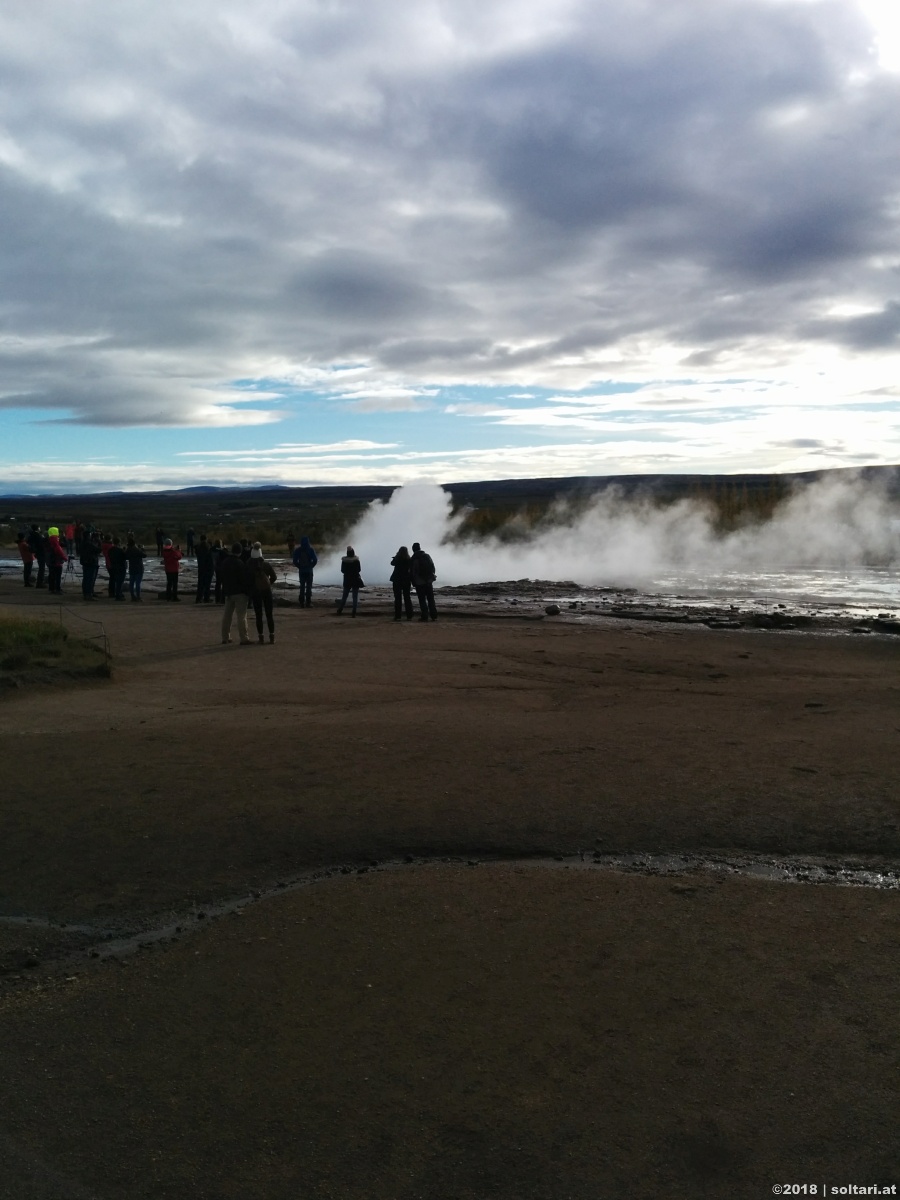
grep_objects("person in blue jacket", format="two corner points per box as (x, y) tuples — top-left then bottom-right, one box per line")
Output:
(291, 535), (318, 607)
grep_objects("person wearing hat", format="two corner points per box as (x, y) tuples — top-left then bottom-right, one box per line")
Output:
(410, 542), (437, 621)
(248, 542), (278, 643)
(161, 538), (183, 600)
(46, 526), (68, 594)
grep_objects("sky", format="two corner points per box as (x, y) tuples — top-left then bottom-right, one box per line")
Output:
(2, 0), (900, 494)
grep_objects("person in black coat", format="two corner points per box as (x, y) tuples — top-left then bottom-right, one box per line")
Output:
(195, 534), (214, 603)
(410, 542), (437, 621)
(390, 546), (414, 621)
(109, 537), (128, 601)
(336, 546), (363, 616)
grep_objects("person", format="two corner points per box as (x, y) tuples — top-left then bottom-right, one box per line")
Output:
(213, 540), (226, 604)
(390, 546), (414, 621)
(186, 527), (195, 556)
(17, 532), (34, 587)
(79, 528), (101, 600)
(101, 533), (115, 596)
(27, 525), (46, 588)
(162, 538), (183, 601)
(109, 537), (128, 601)
(195, 534), (214, 603)
(219, 542), (252, 645)
(292, 535), (318, 607)
(336, 546), (364, 616)
(155, 527), (165, 556)
(286, 531), (296, 555)
(410, 542), (437, 621)
(126, 536), (146, 601)
(46, 526), (68, 594)
(248, 542), (277, 643)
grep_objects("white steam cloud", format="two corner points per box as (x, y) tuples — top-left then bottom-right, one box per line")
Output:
(317, 477), (900, 588)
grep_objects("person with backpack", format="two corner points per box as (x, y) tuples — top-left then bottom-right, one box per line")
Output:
(410, 542), (437, 621)
(291, 535), (318, 607)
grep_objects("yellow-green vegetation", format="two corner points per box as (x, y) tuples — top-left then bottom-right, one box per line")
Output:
(0, 616), (110, 692)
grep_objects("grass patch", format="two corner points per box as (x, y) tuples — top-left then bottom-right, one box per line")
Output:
(0, 616), (110, 693)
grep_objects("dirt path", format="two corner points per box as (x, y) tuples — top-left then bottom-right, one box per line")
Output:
(1, 580), (898, 1198)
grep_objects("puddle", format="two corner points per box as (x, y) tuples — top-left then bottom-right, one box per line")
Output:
(2, 847), (896, 978)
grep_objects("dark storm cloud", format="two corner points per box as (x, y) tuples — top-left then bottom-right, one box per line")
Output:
(0, 0), (898, 425)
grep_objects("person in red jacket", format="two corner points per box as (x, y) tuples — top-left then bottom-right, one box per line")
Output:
(17, 532), (34, 587)
(162, 538), (183, 601)
(46, 526), (69, 594)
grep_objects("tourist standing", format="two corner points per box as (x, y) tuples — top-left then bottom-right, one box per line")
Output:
(79, 529), (100, 600)
(248, 542), (277, 643)
(195, 534), (214, 603)
(126, 536), (146, 601)
(292, 535), (318, 606)
(101, 533), (115, 596)
(336, 546), (364, 616)
(28, 525), (46, 588)
(17, 532), (34, 587)
(109, 537), (128, 601)
(162, 538), (183, 601)
(186, 527), (195, 556)
(410, 542), (437, 621)
(213, 540), (226, 604)
(390, 546), (414, 621)
(46, 527), (68, 594)
(220, 543), (252, 645)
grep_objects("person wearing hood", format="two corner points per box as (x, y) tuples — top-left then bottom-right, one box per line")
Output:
(219, 542), (252, 645)
(291, 535), (318, 607)
(79, 528), (101, 600)
(162, 538), (183, 600)
(410, 542), (437, 621)
(336, 546), (364, 617)
(248, 542), (278, 643)
(390, 546), (414, 621)
(46, 526), (68, 594)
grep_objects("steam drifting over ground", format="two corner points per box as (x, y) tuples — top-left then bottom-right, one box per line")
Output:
(317, 477), (900, 588)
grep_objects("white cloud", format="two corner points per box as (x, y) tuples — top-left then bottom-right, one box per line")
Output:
(0, 0), (898, 469)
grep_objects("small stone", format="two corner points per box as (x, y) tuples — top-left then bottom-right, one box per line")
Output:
(545, 604), (561, 616)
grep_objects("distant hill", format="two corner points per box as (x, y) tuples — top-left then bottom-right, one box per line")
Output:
(2, 465), (898, 546)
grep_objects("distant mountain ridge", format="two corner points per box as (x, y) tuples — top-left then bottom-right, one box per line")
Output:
(2, 463), (898, 504)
